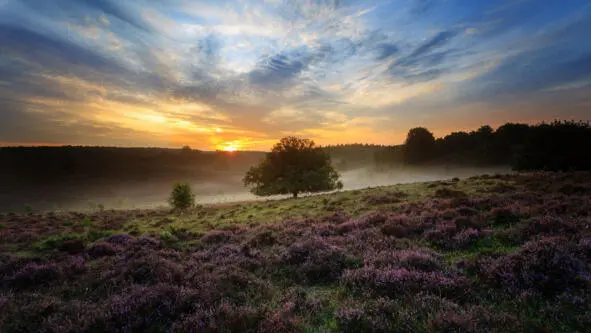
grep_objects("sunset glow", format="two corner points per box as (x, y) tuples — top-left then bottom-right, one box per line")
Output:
(0, 1), (589, 150)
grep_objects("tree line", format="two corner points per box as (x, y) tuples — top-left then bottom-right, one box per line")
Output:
(397, 120), (591, 171)
(0, 146), (265, 185)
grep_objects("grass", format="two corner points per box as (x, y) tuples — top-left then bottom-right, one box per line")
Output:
(442, 236), (521, 264)
(1, 172), (590, 332)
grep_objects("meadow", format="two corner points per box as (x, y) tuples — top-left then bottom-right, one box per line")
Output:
(1, 172), (590, 332)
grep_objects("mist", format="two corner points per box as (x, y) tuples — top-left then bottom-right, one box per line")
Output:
(0, 165), (510, 212)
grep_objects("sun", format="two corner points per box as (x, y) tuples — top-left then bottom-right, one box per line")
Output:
(216, 140), (242, 152)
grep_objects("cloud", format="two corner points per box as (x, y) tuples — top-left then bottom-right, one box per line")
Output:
(375, 43), (399, 60)
(248, 49), (311, 88)
(409, 30), (458, 58)
(76, 0), (153, 32)
(1, 0), (590, 149)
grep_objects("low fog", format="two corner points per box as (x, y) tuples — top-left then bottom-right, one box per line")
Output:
(2, 165), (511, 212)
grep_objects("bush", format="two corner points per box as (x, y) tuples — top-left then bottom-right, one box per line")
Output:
(87, 242), (118, 258)
(168, 182), (195, 210)
(484, 237), (589, 295)
(342, 267), (467, 299)
(364, 191), (407, 205)
(366, 249), (443, 272)
(123, 255), (184, 285)
(281, 238), (355, 283)
(106, 284), (198, 332)
(522, 216), (578, 238)
(489, 207), (520, 227)
(5, 263), (62, 290)
(454, 216), (482, 230)
(427, 306), (521, 333)
(57, 239), (86, 254)
(201, 230), (233, 244)
(35, 234), (85, 252)
(424, 224), (465, 250)
(434, 188), (467, 198)
(104, 233), (135, 245)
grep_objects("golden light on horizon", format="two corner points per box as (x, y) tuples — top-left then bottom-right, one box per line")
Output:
(217, 140), (242, 152)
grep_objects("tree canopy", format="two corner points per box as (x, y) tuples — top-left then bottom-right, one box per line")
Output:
(243, 137), (342, 198)
(374, 120), (591, 170)
(404, 127), (435, 164)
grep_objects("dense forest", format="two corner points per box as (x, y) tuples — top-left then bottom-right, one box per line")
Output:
(405, 120), (591, 171)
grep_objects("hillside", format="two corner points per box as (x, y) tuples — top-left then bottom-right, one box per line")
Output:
(1, 172), (591, 332)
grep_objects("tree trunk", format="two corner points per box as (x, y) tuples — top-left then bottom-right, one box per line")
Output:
(292, 192), (298, 198)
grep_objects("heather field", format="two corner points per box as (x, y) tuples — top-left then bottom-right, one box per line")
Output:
(1, 172), (591, 332)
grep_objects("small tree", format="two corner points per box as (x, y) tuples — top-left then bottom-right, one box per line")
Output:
(243, 137), (342, 198)
(168, 182), (195, 210)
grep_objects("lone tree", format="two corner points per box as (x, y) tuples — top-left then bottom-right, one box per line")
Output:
(243, 137), (342, 198)
(404, 127), (435, 164)
(168, 182), (195, 210)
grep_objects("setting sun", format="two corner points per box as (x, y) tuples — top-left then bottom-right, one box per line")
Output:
(217, 140), (242, 152)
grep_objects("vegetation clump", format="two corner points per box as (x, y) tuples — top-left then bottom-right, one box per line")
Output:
(168, 182), (195, 211)
(244, 137), (342, 198)
(0, 172), (590, 332)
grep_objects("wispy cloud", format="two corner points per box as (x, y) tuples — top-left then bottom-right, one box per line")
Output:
(0, 0), (590, 149)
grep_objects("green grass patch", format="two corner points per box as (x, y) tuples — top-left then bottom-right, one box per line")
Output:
(77, 217), (94, 227)
(35, 233), (85, 251)
(35, 229), (113, 252)
(442, 236), (520, 264)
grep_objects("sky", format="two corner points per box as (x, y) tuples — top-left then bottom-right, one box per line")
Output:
(0, 0), (590, 151)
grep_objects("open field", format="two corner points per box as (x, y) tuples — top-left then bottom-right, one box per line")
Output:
(1, 172), (591, 332)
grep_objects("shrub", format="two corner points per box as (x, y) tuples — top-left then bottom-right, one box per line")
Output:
(322, 211), (350, 224)
(87, 242), (118, 258)
(381, 223), (409, 237)
(106, 284), (199, 332)
(427, 306), (521, 333)
(57, 239), (86, 254)
(104, 233), (135, 245)
(367, 249), (443, 272)
(35, 234), (85, 252)
(452, 228), (480, 249)
(247, 229), (276, 247)
(380, 215), (418, 238)
(485, 237), (589, 295)
(5, 263), (62, 290)
(522, 217), (578, 238)
(158, 230), (179, 246)
(342, 267), (467, 298)
(259, 301), (306, 332)
(336, 212), (388, 234)
(334, 307), (375, 332)
(134, 236), (161, 249)
(489, 207), (520, 227)
(171, 302), (262, 332)
(364, 191), (407, 205)
(434, 188), (467, 198)
(123, 255), (184, 285)
(424, 224), (457, 250)
(201, 230), (233, 244)
(454, 216), (482, 230)
(281, 238), (354, 283)
(168, 182), (195, 210)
